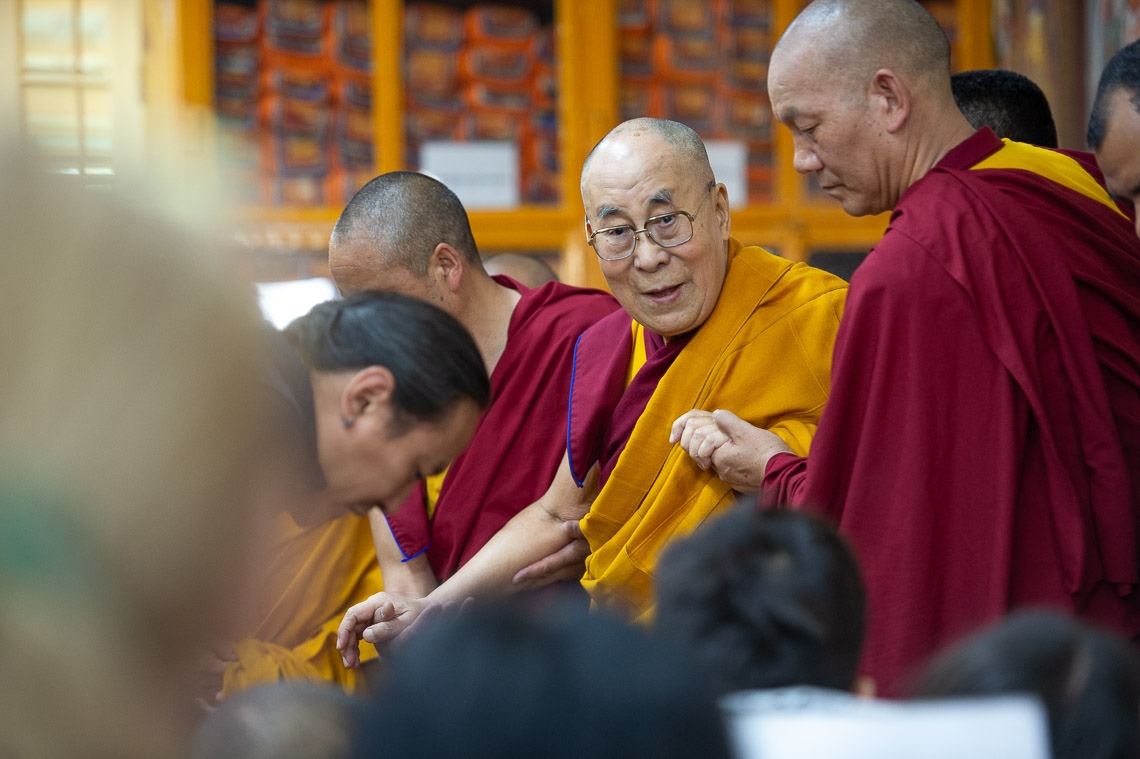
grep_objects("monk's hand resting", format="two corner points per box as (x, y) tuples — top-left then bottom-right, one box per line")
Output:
(336, 592), (430, 668)
(511, 518), (590, 589)
(669, 409), (793, 493)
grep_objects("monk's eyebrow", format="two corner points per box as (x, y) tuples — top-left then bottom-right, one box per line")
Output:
(592, 188), (676, 223)
(777, 106), (799, 125)
(594, 204), (624, 222)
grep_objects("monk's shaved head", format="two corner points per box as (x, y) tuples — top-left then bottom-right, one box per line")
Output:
(331, 171), (481, 277)
(483, 253), (559, 288)
(768, 0), (971, 217)
(774, 0), (951, 89)
(581, 118), (714, 198)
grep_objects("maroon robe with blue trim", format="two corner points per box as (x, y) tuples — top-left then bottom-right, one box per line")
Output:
(386, 276), (620, 581)
(764, 129), (1140, 693)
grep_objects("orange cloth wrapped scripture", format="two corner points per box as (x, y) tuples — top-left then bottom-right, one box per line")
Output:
(569, 239), (847, 619)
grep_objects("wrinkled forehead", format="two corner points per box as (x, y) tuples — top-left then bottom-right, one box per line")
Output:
(581, 137), (698, 218)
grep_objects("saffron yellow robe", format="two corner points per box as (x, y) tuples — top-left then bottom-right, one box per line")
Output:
(576, 239), (847, 620)
(222, 511), (381, 695)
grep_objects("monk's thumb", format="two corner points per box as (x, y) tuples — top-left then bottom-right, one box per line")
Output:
(711, 408), (749, 436)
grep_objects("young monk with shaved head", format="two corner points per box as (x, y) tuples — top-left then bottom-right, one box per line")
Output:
(672, 0), (1140, 693)
(337, 119), (847, 662)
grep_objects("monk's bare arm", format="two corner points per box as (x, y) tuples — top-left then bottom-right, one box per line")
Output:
(338, 453), (593, 665)
(426, 451), (592, 604)
(367, 507), (437, 597)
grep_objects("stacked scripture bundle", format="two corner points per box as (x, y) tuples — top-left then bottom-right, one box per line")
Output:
(214, 0), (374, 207)
(617, 0), (957, 203)
(618, 0), (773, 202)
(404, 3), (560, 204)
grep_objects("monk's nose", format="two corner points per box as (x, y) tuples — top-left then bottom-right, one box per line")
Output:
(793, 147), (823, 174)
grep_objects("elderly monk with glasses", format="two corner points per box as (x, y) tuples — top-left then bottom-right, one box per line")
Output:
(338, 118), (848, 661)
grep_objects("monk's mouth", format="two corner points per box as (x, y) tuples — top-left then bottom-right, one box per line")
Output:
(644, 284), (682, 303)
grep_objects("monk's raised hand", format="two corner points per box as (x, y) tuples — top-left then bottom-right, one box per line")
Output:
(337, 592), (428, 668)
(708, 409), (795, 492)
(672, 409), (793, 493)
(670, 409), (728, 470)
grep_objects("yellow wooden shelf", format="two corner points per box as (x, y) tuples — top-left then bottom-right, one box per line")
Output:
(176, 0), (994, 283)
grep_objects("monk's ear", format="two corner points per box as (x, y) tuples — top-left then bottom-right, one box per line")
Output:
(713, 182), (731, 241)
(869, 68), (911, 134)
(429, 243), (465, 293)
(342, 366), (396, 422)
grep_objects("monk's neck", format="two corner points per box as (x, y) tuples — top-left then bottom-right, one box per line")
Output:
(459, 275), (522, 375)
(904, 111), (978, 192)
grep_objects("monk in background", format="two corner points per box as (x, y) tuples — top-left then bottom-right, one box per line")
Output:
(673, 0), (1140, 693)
(950, 68), (1058, 147)
(338, 119), (846, 663)
(483, 252), (560, 288)
(1089, 39), (1140, 238)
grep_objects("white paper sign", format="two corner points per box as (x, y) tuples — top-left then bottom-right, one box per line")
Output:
(421, 141), (519, 209)
(705, 139), (748, 206)
(257, 277), (339, 329)
(721, 688), (1050, 759)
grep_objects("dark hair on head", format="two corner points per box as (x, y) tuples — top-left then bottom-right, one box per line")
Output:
(655, 503), (866, 695)
(283, 291), (489, 429)
(1089, 39), (1140, 149)
(357, 597), (732, 759)
(951, 69), (1058, 147)
(911, 610), (1140, 759)
(330, 171), (481, 277)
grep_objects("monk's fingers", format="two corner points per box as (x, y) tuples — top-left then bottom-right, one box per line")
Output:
(337, 594), (392, 651)
(512, 537), (589, 587)
(362, 616), (410, 646)
(695, 428), (730, 459)
(669, 409), (715, 443)
(678, 420), (723, 463)
(712, 408), (788, 453)
(341, 641), (361, 670)
(677, 416), (719, 454)
(372, 600), (399, 623)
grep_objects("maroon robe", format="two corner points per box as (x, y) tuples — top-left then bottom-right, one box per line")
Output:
(567, 309), (689, 490)
(764, 129), (1140, 693)
(386, 276), (620, 580)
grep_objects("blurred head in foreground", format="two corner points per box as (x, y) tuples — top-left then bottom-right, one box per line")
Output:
(0, 153), (266, 758)
(193, 683), (367, 759)
(911, 610), (1140, 759)
(655, 504), (867, 696)
(359, 597), (732, 758)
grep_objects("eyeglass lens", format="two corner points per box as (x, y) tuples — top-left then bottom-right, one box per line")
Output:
(594, 213), (693, 260)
